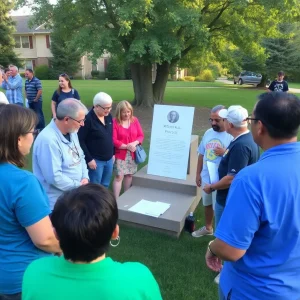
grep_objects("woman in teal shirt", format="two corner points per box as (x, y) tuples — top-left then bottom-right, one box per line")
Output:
(0, 104), (61, 299)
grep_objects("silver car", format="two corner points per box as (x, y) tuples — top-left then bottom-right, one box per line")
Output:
(234, 71), (262, 85)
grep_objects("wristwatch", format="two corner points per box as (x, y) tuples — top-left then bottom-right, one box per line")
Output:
(210, 185), (215, 192)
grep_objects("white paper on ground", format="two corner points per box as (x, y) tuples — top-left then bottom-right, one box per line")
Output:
(207, 161), (219, 184)
(128, 199), (171, 218)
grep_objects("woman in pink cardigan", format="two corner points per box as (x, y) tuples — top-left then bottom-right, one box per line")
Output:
(113, 101), (144, 198)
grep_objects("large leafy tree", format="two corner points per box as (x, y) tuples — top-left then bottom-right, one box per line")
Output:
(18, 0), (300, 106)
(0, 0), (22, 67)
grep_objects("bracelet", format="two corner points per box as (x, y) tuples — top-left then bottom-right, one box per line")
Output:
(208, 240), (217, 256)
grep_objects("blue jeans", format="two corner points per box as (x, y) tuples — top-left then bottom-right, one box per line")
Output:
(214, 201), (225, 230)
(29, 101), (45, 129)
(0, 293), (21, 300)
(88, 158), (113, 187)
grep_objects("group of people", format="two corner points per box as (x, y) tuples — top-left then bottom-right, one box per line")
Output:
(0, 66), (152, 299)
(194, 90), (300, 298)
(1, 66), (300, 300)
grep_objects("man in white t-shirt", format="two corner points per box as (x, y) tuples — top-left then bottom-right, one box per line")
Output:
(192, 105), (233, 238)
(0, 70), (9, 105)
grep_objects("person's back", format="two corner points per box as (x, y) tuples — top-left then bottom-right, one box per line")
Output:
(22, 184), (162, 300)
(220, 144), (300, 298)
(23, 256), (161, 300)
(208, 93), (300, 300)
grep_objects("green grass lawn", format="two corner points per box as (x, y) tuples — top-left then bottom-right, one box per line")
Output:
(288, 82), (300, 89)
(27, 80), (264, 124)
(1, 80), (287, 299)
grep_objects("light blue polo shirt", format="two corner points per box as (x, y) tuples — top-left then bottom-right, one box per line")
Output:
(216, 142), (300, 300)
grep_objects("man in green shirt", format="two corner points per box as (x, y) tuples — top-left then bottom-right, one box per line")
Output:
(22, 184), (162, 300)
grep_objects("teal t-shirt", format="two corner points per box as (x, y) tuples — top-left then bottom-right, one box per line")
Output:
(22, 256), (162, 300)
(0, 163), (51, 294)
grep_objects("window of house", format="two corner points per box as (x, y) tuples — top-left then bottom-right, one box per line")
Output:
(21, 36), (30, 48)
(14, 36), (31, 48)
(25, 60), (33, 70)
(14, 36), (21, 48)
(92, 64), (98, 71)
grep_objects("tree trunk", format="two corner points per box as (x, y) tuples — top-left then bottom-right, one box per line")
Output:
(131, 63), (154, 107)
(153, 62), (170, 104)
(257, 73), (268, 88)
(131, 62), (170, 107)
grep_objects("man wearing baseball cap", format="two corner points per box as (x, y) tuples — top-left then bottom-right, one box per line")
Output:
(204, 105), (259, 228)
(203, 105), (259, 284)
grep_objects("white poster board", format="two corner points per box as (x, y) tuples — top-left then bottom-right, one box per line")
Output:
(147, 105), (195, 180)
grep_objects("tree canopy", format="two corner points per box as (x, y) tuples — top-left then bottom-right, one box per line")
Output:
(18, 0), (300, 106)
(0, 0), (22, 67)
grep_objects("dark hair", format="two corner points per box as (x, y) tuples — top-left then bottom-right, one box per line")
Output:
(4, 68), (10, 74)
(57, 73), (73, 94)
(25, 68), (33, 73)
(51, 184), (118, 262)
(254, 92), (300, 139)
(0, 105), (38, 167)
(278, 71), (285, 77)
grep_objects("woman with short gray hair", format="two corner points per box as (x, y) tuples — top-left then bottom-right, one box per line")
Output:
(78, 92), (114, 187)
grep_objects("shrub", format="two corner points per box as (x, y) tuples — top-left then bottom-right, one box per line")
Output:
(106, 56), (125, 80)
(197, 69), (215, 82)
(19, 72), (25, 78)
(177, 77), (185, 81)
(35, 65), (50, 80)
(184, 76), (195, 81)
(91, 70), (100, 78)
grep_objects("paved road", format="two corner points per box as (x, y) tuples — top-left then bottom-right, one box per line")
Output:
(216, 78), (300, 94)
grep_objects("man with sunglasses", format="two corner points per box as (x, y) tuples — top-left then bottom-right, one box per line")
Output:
(192, 105), (233, 238)
(33, 98), (89, 210)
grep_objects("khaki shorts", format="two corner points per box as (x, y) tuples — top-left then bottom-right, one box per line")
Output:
(201, 184), (216, 210)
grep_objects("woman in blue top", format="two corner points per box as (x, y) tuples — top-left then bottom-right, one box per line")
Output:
(0, 104), (61, 300)
(51, 73), (80, 119)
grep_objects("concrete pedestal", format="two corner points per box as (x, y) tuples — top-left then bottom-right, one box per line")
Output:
(118, 135), (200, 237)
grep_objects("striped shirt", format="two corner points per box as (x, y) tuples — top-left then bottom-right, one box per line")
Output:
(25, 76), (43, 102)
(1, 74), (23, 104)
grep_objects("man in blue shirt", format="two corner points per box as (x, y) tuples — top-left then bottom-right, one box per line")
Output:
(33, 98), (89, 210)
(206, 92), (300, 300)
(1, 65), (23, 105)
(25, 69), (45, 130)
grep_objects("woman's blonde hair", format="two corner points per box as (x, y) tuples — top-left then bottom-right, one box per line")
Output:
(115, 100), (135, 123)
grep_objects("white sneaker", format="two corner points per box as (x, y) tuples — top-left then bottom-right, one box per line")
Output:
(191, 226), (213, 237)
(214, 273), (220, 284)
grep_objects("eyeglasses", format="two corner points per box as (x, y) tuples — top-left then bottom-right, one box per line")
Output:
(59, 73), (68, 77)
(26, 129), (39, 137)
(68, 116), (86, 124)
(97, 104), (112, 111)
(209, 118), (223, 123)
(246, 115), (259, 124)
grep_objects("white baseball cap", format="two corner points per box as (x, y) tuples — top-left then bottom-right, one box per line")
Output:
(218, 105), (248, 126)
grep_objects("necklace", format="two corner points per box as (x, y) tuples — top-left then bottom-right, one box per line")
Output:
(66, 141), (80, 158)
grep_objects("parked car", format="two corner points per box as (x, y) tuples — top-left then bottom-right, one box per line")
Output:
(234, 71), (262, 85)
